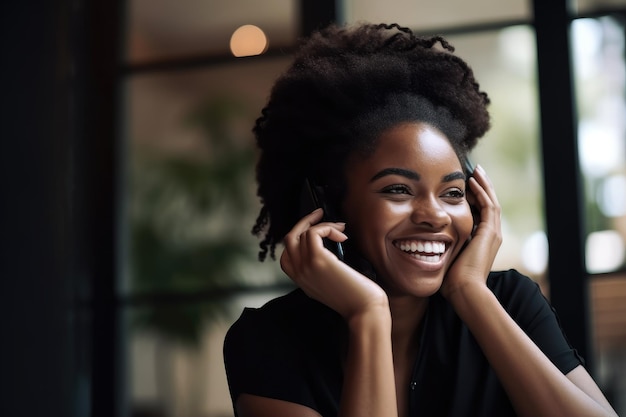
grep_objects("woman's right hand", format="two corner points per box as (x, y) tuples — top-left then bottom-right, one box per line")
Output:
(280, 208), (389, 321)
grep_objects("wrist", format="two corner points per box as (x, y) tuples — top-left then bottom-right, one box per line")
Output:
(444, 280), (493, 314)
(346, 302), (392, 334)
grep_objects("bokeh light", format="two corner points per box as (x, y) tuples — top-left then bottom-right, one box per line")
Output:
(586, 230), (625, 273)
(230, 24), (268, 57)
(596, 174), (626, 218)
(522, 230), (549, 275)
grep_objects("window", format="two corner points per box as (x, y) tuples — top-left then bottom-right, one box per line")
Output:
(572, 14), (626, 412)
(113, 1), (626, 415)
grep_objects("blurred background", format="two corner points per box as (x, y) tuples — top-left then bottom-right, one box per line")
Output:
(3, 1), (626, 416)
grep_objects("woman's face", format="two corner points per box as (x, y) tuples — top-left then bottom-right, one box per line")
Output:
(342, 122), (474, 297)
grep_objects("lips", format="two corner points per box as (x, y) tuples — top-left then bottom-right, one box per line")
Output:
(394, 239), (447, 262)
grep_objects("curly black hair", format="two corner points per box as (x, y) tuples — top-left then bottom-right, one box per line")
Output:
(251, 22), (491, 261)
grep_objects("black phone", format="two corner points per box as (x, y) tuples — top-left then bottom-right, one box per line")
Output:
(463, 156), (475, 178)
(299, 178), (345, 261)
(463, 157), (480, 228)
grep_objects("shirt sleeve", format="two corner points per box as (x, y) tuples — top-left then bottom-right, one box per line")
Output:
(223, 306), (318, 413)
(489, 269), (585, 374)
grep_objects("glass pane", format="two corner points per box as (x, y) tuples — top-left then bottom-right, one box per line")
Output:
(572, 15), (626, 414)
(125, 292), (282, 417)
(125, 0), (298, 64)
(590, 274), (626, 414)
(574, 0), (626, 14)
(443, 28), (547, 287)
(121, 58), (291, 295)
(341, 0), (530, 32)
(572, 16), (626, 274)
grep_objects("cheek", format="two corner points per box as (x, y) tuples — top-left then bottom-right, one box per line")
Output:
(344, 203), (397, 254)
(452, 204), (475, 241)
(346, 208), (383, 244)
(350, 199), (406, 232)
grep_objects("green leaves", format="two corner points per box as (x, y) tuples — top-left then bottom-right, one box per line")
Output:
(129, 95), (261, 346)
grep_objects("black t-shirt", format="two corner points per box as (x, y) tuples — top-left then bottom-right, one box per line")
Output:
(223, 269), (584, 417)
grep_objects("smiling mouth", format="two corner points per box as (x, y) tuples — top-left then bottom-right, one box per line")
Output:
(394, 240), (447, 263)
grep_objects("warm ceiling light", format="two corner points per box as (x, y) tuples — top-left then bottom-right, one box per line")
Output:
(230, 25), (268, 57)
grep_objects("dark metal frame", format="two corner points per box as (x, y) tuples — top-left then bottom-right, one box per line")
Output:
(533, 0), (591, 368)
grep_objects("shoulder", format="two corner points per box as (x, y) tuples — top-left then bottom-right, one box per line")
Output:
(486, 269), (544, 304)
(486, 270), (585, 372)
(224, 289), (309, 354)
(224, 288), (343, 370)
(223, 289), (344, 410)
(485, 269), (553, 325)
(223, 290), (312, 404)
(225, 289), (337, 344)
(487, 268), (538, 289)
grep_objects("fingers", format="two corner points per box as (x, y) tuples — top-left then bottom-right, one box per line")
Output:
(467, 165), (503, 250)
(281, 208), (348, 279)
(297, 222), (348, 263)
(283, 208), (322, 256)
(445, 165), (503, 292)
(289, 207), (324, 238)
(470, 165), (500, 208)
(284, 208), (347, 248)
(468, 165), (501, 221)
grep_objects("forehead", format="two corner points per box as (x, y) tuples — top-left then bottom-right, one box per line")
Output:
(350, 122), (460, 170)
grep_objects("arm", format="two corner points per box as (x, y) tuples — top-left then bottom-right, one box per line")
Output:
(236, 305), (397, 417)
(237, 395), (323, 417)
(238, 208), (398, 417)
(447, 282), (616, 417)
(339, 304), (396, 417)
(442, 165), (617, 417)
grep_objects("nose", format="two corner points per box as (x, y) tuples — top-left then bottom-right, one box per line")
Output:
(410, 196), (450, 229)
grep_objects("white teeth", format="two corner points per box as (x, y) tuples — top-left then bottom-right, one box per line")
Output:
(396, 240), (446, 255)
(414, 254), (441, 262)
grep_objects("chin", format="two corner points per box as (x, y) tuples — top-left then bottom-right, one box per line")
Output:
(382, 275), (444, 298)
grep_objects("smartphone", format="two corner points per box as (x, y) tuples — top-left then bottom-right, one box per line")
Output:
(463, 157), (480, 229)
(463, 156), (475, 178)
(299, 178), (345, 261)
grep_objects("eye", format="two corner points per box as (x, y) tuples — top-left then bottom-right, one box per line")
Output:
(442, 188), (465, 200)
(381, 184), (412, 195)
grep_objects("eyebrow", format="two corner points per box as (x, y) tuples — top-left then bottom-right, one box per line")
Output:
(370, 168), (420, 182)
(443, 171), (467, 182)
(369, 167), (467, 183)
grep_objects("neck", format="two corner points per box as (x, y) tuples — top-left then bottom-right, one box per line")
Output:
(389, 296), (428, 358)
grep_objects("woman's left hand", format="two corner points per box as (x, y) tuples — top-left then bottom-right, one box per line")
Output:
(440, 164), (502, 299)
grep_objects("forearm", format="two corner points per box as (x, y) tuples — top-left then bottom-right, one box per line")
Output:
(448, 283), (617, 417)
(338, 307), (398, 417)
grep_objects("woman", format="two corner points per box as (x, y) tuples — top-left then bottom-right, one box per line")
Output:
(223, 22), (618, 417)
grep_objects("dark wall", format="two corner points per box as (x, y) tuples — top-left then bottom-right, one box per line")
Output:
(1, 2), (75, 417)
(1, 1), (125, 416)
